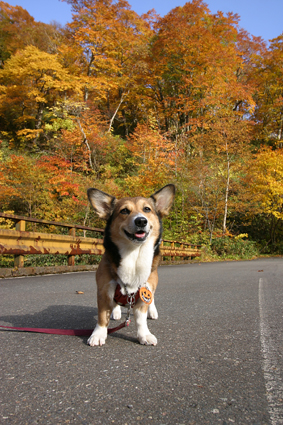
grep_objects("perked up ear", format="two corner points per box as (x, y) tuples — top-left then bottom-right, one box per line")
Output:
(151, 184), (175, 217)
(87, 188), (116, 220)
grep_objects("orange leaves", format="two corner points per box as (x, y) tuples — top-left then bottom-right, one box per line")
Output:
(150, 0), (255, 138)
(0, 1), (47, 62)
(127, 123), (174, 164)
(58, 128), (90, 172)
(64, 0), (153, 131)
(0, 153), (86, 220)
(124, 124), (175, 194)
(251, 34), (283, 146)
(36, 155), (70, 174)
(0, 1), (54, 59)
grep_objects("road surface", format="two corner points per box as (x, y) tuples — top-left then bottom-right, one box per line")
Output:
(1, 258), (283, 424)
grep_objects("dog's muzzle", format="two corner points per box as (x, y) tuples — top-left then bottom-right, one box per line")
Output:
(124, 215), (149, 242)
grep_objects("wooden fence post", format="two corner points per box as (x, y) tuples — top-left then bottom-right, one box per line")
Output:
(161, 241), (164, 261)
(68, 228), (76, 266)
(171, 241), (175, 261)
(14, 219), (25, 268)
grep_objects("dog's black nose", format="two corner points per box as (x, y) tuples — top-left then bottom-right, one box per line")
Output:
(134, 216), (147, 228)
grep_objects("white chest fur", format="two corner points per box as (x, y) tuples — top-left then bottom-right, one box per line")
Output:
(117, 239), (154, 294)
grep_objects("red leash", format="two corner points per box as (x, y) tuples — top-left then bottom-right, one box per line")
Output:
(0, 320), (130, 336)
(0, 285), (137, 337)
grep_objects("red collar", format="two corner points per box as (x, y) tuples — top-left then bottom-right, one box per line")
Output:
(114, 284), (140, 307)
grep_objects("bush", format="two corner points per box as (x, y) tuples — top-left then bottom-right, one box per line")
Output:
(24, 254), (101, 267)
(0, 254), (102, 268)
(210, 236), (259, 260)
(0, 255), (14, 268)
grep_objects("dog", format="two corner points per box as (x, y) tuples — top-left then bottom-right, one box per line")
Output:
(87, 184), (175, 346)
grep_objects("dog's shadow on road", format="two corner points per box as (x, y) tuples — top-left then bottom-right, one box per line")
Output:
(0, 305), (139, 345)
(0, 304), (96, 330)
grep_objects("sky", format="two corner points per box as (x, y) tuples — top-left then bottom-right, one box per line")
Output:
(5, 0), (283, 43)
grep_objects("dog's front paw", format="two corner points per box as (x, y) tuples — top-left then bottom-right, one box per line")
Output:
(138, 333), (157, 346)
(87, 325), (107, 346)
(111, 305), (122, 320)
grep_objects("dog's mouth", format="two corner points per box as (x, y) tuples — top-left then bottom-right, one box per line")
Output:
(124, 229), (148, 242)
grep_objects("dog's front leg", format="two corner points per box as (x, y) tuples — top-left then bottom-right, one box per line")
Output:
(88, 298), (112, 347)
(134, 303), (157, 346)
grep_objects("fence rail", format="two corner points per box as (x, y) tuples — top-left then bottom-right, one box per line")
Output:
(0, 213), (201, 269)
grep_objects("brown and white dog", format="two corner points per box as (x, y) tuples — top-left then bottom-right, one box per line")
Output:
(87, 184), (175, 346)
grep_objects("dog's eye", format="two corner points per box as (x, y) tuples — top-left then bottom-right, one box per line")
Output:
(120, 208), (130, 215)
(143, 206), (151, 213)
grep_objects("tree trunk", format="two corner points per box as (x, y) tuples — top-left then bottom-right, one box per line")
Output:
(33, 102), (45, 146)
(77, 119), (94, 171)
(35, 103), (44, 130)
(108, 91), (128, 133)
(84, 52), (94, 102)
(278, 112), (283, 148)
(223, 144), (230, 235)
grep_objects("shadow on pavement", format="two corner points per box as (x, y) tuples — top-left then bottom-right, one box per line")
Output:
(0, 305), (97, 330)
(0, 305), (139, 344)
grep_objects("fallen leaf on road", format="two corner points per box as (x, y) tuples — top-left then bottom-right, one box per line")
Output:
(76, 291), (84, 294)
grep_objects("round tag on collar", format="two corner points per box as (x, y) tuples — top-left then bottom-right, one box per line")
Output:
(139, 287), (153, 305)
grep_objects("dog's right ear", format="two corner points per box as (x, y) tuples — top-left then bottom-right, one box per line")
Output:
(87, 188), (116, 220)
(151, 184), (175, 217)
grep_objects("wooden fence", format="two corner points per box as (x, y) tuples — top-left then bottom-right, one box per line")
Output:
(0, 212), (201, 270)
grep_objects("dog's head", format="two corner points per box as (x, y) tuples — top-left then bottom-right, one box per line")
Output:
(87, 185), (175, 247)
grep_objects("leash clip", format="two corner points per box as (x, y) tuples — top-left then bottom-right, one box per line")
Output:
(125, 306), (131, 326)
(127, 294), (136, 308)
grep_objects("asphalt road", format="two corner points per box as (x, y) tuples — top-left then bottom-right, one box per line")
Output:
(0, 258), (283, 425)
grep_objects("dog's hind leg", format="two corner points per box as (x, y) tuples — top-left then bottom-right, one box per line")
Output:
(147, 298), (158, 320)
(111, 304), (122, 320)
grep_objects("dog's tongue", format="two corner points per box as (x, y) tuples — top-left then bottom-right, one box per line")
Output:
(135, 232), (146, 239)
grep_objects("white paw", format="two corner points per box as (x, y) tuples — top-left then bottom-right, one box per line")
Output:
(87, 325), (107, 346)
(138, 333), (158, 346)
(148, 302), (158, 320)
(111, 305), (122, 320)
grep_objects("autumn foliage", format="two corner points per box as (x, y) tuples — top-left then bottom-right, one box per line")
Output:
(0, 0), (283, 253)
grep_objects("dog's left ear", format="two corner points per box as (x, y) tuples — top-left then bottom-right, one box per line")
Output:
(151, 184), (175, 217)
(87, 188), (116, 220)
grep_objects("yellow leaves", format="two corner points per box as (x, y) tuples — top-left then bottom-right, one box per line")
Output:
(0, 45), (83, 145)
(0, 84), (7, 95)
(16, 129), (43, 140)
(0, 46), (82, 95)
(0, 211), (15, 229)
(235, 233), (248, 240)
(247, 148), (283, 219)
